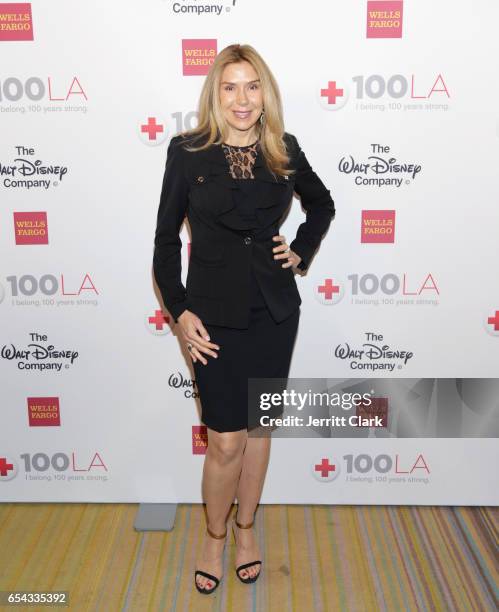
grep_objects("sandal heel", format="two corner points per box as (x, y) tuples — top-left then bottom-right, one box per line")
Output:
(232, 510), (262, 584)
(194, 525), (227, 594)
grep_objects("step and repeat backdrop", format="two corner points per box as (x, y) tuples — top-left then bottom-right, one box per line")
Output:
(1, 1), (498, 504)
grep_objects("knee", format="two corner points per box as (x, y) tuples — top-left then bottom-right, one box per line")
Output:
(208, 432), (246, 464)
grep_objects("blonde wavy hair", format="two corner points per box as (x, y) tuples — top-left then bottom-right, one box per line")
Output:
(180, 44), (293, 178)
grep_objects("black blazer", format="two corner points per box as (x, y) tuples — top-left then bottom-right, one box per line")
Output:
(153, 131), (335, 329)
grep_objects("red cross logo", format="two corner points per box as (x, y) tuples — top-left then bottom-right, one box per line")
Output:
(318, 279), (340, 300)
(0, 457), (14, 477)
(320, 81), (344, 105)
(487, 310), (499, 331)
(148, 309), (170, 330)
(141, 117), (164, 141)
(315, 458), (336, 478)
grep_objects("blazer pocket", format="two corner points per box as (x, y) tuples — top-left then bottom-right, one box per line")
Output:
(190, 242), (226, 267)
(188, 173), (215, 188)
(187, 172), (222, 214)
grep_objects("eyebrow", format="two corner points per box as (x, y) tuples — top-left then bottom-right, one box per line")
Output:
(220, 79), (261, 85)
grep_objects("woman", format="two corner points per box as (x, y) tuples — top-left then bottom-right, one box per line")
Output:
(153, 44), (335, 594)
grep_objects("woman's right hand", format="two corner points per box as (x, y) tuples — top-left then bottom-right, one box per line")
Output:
(177, 310), (220, 365)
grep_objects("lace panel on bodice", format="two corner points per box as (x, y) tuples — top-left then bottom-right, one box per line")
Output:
(221, 141), (258, 179)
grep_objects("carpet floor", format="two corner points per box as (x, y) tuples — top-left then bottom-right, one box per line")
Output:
(0, 503), (497, 611)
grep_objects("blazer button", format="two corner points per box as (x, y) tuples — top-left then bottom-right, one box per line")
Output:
(244, 236), (252, 245)
(197, 176), (205, 183)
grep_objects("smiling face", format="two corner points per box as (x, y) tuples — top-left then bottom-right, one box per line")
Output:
(219, 60), (264, 144)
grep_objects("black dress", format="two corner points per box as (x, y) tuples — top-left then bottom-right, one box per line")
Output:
(192, 141), (300, 433)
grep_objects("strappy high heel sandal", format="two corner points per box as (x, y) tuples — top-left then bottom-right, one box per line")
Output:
(232, 510), (262, 584)
(194, 524), (227, 595)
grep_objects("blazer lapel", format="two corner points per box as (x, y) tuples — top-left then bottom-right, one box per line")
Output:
(191, 140), (291, 230)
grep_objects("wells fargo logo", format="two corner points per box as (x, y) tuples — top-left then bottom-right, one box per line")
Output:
(13, 211), (48, 244)
(182, 39), (217, 76)
(28, 397), (61, 427)
(361, 210), (395, 243)
(366, 0), (403, 38)
(0, 2), (33, 41)
(192, 425), (208, 454)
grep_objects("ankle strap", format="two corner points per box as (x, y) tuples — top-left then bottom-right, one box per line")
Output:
(207, 524), (227, 539)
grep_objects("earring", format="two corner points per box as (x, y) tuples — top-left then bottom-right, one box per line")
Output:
(259, 111), (265, 125)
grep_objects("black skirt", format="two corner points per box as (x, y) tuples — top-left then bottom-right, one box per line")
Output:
(193, 260), (300, 432)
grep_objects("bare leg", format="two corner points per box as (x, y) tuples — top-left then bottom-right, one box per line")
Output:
(233, 435), (271, 579)
(195, 427), (247, 591)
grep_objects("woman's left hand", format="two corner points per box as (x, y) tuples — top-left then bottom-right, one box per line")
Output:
(272, 234), (301, 269)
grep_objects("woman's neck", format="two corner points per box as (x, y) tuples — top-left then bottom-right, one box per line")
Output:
(223, 129), (259, 147)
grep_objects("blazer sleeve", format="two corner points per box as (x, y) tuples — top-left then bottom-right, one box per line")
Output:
(153, 136), (190, 323)
(288, 134), (335, 271)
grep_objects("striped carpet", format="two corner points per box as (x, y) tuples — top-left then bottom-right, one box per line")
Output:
(0, 503), (497, 611)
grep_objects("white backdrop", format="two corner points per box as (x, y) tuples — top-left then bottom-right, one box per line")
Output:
(1, 0), (498, 504)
